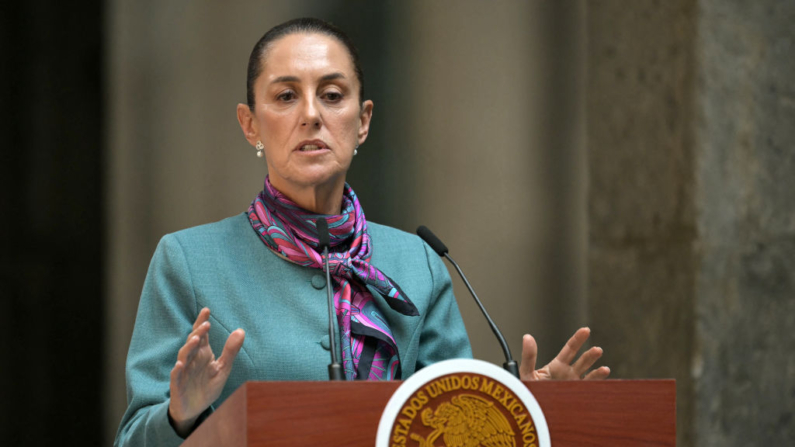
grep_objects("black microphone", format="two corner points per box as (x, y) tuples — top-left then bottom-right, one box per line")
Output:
(317, 218), (344, 381)
(416, 225), (520, 379)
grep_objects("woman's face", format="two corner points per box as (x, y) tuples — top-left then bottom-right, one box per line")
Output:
(244, 32), (373, 196)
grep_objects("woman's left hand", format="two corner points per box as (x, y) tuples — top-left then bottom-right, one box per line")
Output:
(519, 327), (611, 381)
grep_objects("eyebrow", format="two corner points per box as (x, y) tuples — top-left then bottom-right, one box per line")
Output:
(270, 72), (347, 85)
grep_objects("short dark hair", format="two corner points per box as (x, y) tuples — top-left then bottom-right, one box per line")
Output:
(246, 18), (365, 110)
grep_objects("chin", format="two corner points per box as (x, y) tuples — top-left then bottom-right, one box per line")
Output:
(287, 170), (347, 189)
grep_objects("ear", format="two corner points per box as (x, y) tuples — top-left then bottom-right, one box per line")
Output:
(237, 103), (259, 146)
(357, 100), (374, 145)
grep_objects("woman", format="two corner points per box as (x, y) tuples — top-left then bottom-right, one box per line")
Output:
(115, 18), (609, 446)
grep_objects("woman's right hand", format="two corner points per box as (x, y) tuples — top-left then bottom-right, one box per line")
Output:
(168, 307), (246, 437)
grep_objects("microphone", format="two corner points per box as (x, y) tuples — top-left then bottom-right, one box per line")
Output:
(416, 225), (520, 379)
(317, 218), (344, 381)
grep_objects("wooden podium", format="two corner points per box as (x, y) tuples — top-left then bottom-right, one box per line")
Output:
(182, 380), (675, 446)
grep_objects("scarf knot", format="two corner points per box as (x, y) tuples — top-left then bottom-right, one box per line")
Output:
(247, 177), (418, 380)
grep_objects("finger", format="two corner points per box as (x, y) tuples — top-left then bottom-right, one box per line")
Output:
(168, 360), (193, 428)
(572, 346), (603, 377)
(191, 329), (216, 370)
(198, 322), (211, 348)
(184, 338), (203, 369)
(182, 323), (213, 370)
(216, 329), (246, 373)
(186, 320), (211, 344)
(177, 334), (201, 366)
(519, 334), (538, 380)
(170, 360), (185, 387)
(555, 327), (591, 365)
(178, 334), (200, 360)
(584, 366), (611, 380)
(193, 307), (211, 331)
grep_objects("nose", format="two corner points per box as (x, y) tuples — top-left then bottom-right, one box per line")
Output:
(300, 96), (321, 129)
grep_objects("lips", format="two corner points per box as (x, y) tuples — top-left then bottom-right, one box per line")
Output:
(294, 139), (329, 152)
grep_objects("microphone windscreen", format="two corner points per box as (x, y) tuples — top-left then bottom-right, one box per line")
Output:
(317, 217), (330, 250)
(416, 225), (448, 256)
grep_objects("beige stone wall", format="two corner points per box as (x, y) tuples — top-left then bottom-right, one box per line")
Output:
(694, 1), (795, 445)
(586, 1), (698, 444)
(400, 0), (588, 377)
(588, 1), (795, 445)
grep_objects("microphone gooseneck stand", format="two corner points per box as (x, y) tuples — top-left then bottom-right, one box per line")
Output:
(416, 225), (520, 379)
(317, 218), (345, 381)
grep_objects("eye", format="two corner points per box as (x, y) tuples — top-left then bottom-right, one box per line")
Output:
(323, 91), (343, 103)
(276, 90), (296, 102)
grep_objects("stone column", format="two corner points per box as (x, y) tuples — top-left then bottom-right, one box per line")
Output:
(587, 1), (795, 445)
(694, 1), (795, 445)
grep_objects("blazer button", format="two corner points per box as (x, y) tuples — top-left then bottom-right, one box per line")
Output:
(320, 335), (331, 350)
(311, 274), (326, 289)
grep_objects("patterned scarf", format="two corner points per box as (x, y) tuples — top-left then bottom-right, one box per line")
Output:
(247, 178), (419, 380)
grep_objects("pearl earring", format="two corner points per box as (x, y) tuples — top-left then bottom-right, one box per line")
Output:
(354, 144), (359, 156)
(255, 141), (264, 158)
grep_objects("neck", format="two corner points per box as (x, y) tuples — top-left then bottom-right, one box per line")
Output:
(269, 177), (345, 215)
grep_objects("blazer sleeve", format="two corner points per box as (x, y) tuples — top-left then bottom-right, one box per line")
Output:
(114, 234), (210, 447)
(415, 242), (473, 369)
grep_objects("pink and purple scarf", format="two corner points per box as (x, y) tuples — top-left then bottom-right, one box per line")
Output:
(247, 178), (418, 380)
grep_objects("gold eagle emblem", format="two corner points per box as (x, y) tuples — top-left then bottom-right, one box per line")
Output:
(409, 394), (516, 447)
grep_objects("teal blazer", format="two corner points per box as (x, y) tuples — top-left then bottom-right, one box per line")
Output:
(114, 214), (472, 446)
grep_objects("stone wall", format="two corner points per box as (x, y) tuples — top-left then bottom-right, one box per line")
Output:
(587, 1), (698, 444)
(588, 0), (795, 445)
(695, 1), (795, 445)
